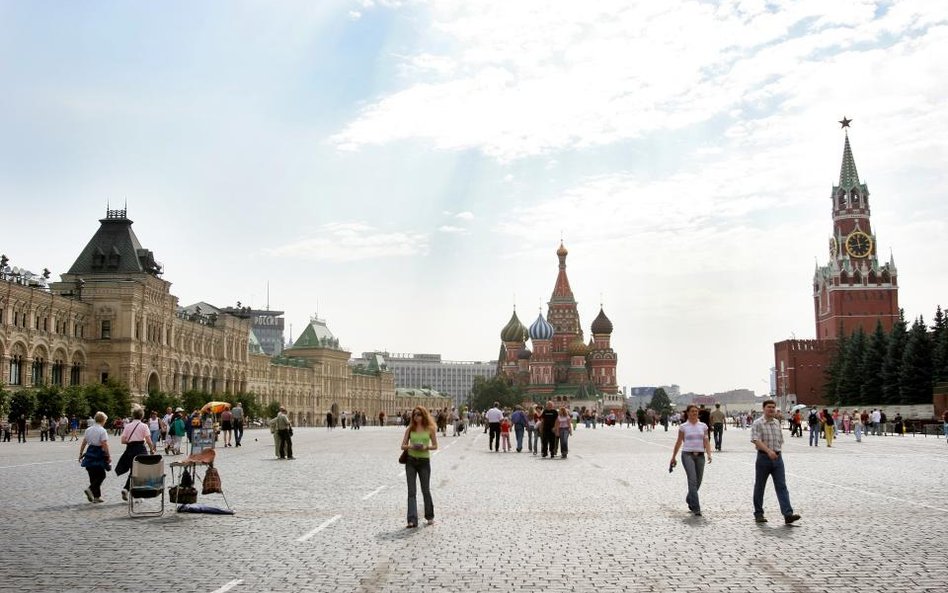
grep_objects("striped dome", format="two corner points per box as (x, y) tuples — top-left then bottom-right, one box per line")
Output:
(529, 313), (555, 341)
(500, 310), (527, 342)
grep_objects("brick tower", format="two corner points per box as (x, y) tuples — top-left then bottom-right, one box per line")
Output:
(813, 122), (899, 339)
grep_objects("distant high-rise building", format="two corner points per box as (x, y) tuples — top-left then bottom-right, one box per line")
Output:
(350, 352), (496, 408)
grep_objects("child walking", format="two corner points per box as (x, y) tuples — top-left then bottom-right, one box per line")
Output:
(500, 413), (512, 452)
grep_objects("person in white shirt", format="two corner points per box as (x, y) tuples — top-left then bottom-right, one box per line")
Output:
(871, 409), (882, 436)
(485, 403), (503, 452)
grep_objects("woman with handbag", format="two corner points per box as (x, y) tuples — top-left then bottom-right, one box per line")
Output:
(115, 406), (157, 500)
(400, 406), (438, 528)
(78, 412), (112, 503)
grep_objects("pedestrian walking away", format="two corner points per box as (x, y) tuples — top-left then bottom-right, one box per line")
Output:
(751, 399), (800, 525)
(511, 405), (528, 452)
(400, 406), (438, 528)
(78, 411), (112, 503)
(710, 403), (725, 451)
(485, 402), (503, 452)
(231, 402), (244, 446)
(115, 407), (157, 501)
(669, 404), (712, 516)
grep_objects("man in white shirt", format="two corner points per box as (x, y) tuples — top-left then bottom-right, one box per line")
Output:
(871, 409), (882, 436)
(485, 403), (503, 452)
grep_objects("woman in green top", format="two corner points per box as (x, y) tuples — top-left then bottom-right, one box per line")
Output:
(400, 405), (439, 528)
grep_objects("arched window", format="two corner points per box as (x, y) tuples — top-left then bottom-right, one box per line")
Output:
(9, 354), (22, 385)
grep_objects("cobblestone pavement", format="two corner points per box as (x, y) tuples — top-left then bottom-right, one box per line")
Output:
(0, 423), (946, 593)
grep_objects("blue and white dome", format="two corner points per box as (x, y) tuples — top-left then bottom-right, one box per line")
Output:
(529, 313), (555, 341)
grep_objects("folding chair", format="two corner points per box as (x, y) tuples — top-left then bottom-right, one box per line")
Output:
(128, 454), (166, 518)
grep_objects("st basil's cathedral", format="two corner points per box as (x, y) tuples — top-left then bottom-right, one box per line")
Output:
(496, 242), (621, 409)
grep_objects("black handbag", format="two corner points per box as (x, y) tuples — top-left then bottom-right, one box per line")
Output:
(398, 450), (408, 464)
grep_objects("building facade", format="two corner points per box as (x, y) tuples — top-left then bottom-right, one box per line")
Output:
(351, 352), (496, 408)
(774, 123), (900, 406)
(496, 243), (622, 412)
(0, 209), (444, 425)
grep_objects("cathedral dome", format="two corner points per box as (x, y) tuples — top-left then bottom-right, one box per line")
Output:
(500, 310), (526, 342)
(591, 307), (613, 335)
(528, 313), (555, 341)
(556, 242), (568, 258)
(568, 335), (588, 356)
(518, 348), (533, 360)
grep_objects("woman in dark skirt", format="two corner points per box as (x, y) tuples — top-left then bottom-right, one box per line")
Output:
(115, 407), (156, 501)
(220, 408), (234, 447)
(78, 411), (112, 502)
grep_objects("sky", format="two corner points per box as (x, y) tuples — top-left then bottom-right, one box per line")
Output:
(2, 1), (946, 395)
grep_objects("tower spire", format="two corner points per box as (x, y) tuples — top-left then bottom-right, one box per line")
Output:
(838, 119), (860, 190)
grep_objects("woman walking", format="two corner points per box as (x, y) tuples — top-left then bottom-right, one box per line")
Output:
(557, 407), (573, 459)
(669, 404), (713, 516)
(78, 411), (112, 503)
(852, 409), (863, 443)
(400, 406), (438, 528)
(823, 408), (835, 447)
(220, 408), (234, 447)
(115, 407), (156, 501)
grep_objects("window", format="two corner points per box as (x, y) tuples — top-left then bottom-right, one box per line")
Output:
(31, 358), (44, 386)
(100, 372), (109, 384)
(9, 355), (22, 385)
(51, 361), (64, 386)
(70, 363), (81, 386)
(101, 320), (111, 340)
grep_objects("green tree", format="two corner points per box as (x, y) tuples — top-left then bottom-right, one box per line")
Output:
(0, 384), (10, 419)
(141, 391), (181, 416)
(469, 375), (523, 411)
(836, 328), (866, 405)
(180, 390), (212, 413)
(265, 401), (281, 419)
(8, 389), (37, 422)
(62, 385), (88, 419)
(235, 392), (261, 420)
(881, 313), (909, 405)
(823, 332), (849, 403)
(34, 385), (64, 420)
(647, 387), (673, 414)
(931, 306), (948, 383)
(82, 383), (112, 420)
(899, 316), (933, 405)
(860, 321), (887, 405)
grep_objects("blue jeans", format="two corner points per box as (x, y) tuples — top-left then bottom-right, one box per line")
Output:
(406, 458), (433, 524)
(558, 428), (570, 456)
(854, 424), (862, 442)
(753, 452), (793, 517)
(808, 425), (819, 446)
(514, 425), (525, 451)
(526, 428), (537, 453)
(681, 452), (705, 512)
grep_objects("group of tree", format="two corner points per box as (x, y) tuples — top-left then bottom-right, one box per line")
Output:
(824, 306), (948, 406)
(646, 387), (674, 414)
(469, 375), (525, 411)
(1, 381), (265, 425)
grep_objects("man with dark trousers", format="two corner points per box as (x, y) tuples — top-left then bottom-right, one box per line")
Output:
(710, 403), (726, 451)
(540, 401), (559, 458)
(485, 402), (503, 452)
(231, 402), (244, 447)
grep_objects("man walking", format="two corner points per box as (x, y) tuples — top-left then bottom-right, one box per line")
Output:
(540, 401), (559, 458)
(807, 408), (820, 446)
(485, 402), (503, 452)
(511, 405), (528, 452)
(751, 400), (800, 525)
(274, 406), (294, 460)
(710, 403), (726, 451)
(231, 402), (244, 447)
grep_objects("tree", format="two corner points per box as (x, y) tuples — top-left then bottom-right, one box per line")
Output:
(61, 385), (88, 419)
(647, 387), (673, 414)
(141, 391), (181, 416)
(34, 385), (64, 420)
(899, 316), (933, 405)
(0, 385), (9, 419)
(860, 321), (887, 405)
(8, 389), (37, 422)
(836, 328), (866, 405)
(932, 306), (948, 383)
(469, 375), (523, 411)
(265, 401), (281, 419)
(823, 332), (849, 403)
(881, 313), (908, 405)
(180, 390), (212, 414)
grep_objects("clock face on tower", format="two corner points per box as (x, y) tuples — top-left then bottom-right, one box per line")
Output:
(845, 231), (872, 258)
(829, 237), (838, 258)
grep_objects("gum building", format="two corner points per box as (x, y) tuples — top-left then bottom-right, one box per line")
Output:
(0, 209), (444, 424)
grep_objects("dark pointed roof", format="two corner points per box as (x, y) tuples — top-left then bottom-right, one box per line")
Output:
(67, 208), (162, 276)
(838, 133), (861, 191)
(591, 307), (613, 335)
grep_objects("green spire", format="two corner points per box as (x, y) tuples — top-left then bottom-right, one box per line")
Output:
(838, 132), (861, 190)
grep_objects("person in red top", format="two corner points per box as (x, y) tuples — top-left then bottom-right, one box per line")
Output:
(500, 413), (512, 452)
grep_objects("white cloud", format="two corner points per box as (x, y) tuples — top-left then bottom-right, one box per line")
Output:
(333, 1), (946, 161)
(454, 211), (474, 220)
(348, 10), (362, 20)
(438, 225), (467, 234)
(265, 222), (429, 262)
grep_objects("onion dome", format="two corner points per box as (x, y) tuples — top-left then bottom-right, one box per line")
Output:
(591, 307), (613, 335)
(568, 335), (588, 356)
(529, 313), (555, 341)
(518, 348), (533, 360)
(500, 309), (526, 342)
(556, 241), (568, 257)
